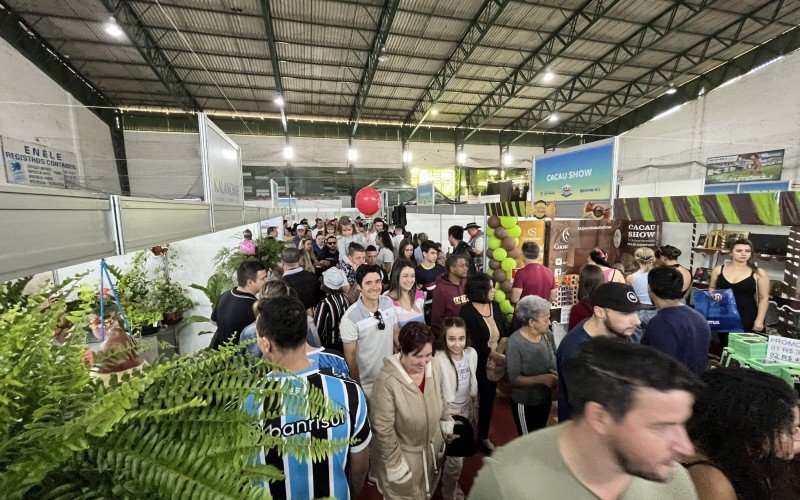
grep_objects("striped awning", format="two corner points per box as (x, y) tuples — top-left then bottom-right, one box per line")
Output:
(613, 192), (797, 226)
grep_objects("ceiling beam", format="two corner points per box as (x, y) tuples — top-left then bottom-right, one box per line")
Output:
(502, 0), (714, 147)
(101, 0), (200, 111)
(0, 1), (130, 195)
(403, 0), (512, 140)
(456, 0), (622, 145)
(552, 0), (794, 140)
(350, 0), (400, 138)
(573, 24), (800, 142)
(259, 0), (287, 137)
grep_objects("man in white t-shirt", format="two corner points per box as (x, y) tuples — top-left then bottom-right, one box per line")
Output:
(340, 263), (399, 398)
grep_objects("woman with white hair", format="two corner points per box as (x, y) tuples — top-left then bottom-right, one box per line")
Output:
(506, 295), (557, 436)
(625, 247), (657, 343)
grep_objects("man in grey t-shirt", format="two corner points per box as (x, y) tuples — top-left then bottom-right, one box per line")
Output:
(340, 264), (399, 398)
(471, 338), (702, 500)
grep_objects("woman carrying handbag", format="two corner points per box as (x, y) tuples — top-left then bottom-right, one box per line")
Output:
(459, 273), (510, 454)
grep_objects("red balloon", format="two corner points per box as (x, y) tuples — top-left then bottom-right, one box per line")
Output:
(355, 187), (381, 216)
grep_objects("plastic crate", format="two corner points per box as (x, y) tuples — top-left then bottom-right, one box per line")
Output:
(728, 333), (768, 357)
(780, 366), (800, 393)
(722, 352), (751, 369)
(748, 358), (793, 378)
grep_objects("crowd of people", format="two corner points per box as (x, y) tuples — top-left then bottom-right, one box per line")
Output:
(208, 217), (799, 500)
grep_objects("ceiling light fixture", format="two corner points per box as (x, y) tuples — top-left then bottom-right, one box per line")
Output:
(105, 17), (124, 38)
(457, 152), (468, 165)
(665, 84), (677, 95)
(430, 108), (439, 117)
(543, 70), (555, 82)
(283, 145), (294, 160)
(377, 46), (389, 63)
(402, 150), (413, 163)
(548, 114), (559, 122)
(274, 96), (284, 107)
(502, 154), (513, 166)
(347, 148), (358, 162)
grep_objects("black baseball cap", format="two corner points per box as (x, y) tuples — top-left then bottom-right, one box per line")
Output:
(465, 222), (481, 230)
(590, 282), (643, 313)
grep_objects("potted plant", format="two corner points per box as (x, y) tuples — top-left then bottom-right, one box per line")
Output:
(149, 278), (195, 325)
(213, 234), (285, 277)
(145, 245), (195, 326)
(0, 276), (344, 498)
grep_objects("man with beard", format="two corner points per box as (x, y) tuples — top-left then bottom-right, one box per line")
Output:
(556, 282), (642, 422)
(470, 337), (701, 499)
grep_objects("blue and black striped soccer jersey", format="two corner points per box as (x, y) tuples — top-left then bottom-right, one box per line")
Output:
(245, 367), (370, 499)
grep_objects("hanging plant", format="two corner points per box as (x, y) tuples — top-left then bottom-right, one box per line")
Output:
(0, 277), (346, 498)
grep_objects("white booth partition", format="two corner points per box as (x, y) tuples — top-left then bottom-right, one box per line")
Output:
(0, 184), (115, 281)
(113, 196), (211, 254)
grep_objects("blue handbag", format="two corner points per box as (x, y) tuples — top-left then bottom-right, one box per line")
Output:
(692, 289), (744, 332)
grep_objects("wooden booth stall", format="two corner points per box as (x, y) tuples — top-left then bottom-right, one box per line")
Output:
(614, 191), (800, 339)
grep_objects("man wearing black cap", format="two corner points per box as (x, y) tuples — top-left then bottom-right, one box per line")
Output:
(555, 282), (643, 421)
(465, 222), (484, 273)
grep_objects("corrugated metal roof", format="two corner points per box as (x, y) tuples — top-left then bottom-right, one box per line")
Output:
(4, 0), (796, 134)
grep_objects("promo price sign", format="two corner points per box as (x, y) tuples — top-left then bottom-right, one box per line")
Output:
(766, 335), (800, 365)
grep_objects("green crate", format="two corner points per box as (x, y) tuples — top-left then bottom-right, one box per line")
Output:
(728, 334), (768, 358)
(722, 352), (751, 369)
(780, 366), (800, 390)
(748, 358), (793, 378)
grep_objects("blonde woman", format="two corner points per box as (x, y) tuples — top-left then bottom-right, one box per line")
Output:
(298, 237), (316, 273)
(626, 247), (657, 343)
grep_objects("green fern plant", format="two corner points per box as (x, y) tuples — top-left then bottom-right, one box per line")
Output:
(0, 277), (345, 499)
(0, 275), (33, 315)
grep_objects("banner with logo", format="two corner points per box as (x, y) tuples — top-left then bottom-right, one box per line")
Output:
(547, 220), (620, 279)
(417, 182), (434, 206)
(617, 222), (661, 273)
(2, 136), (79, 188)
(515, 220), (547, 265)
(532, 138), (615, 201)
(705, 149), (784, 185)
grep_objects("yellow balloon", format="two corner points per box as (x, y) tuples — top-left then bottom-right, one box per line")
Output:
(494, 289), (507, 303)
(501, 257), (516, 273)
(507, 225), (522, 238)
(493, 247), (508, 261)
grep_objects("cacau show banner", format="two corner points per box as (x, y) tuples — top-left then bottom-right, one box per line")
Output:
(533, 139), (615, 202)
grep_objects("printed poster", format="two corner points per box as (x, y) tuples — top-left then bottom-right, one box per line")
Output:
(417, 182), (434, 206)
(705, 149), (784, 185)
(2, 136), (79, 188)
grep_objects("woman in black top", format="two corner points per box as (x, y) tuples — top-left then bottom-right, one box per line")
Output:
(709, 239), (769, 332)
(459, 273), (510, 453)
(657, 245), (692, 301)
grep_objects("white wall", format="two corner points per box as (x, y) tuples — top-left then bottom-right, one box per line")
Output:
(124, 130), (203, 199)
(0, 38), (119, 193)
(618, 48), (800, 187)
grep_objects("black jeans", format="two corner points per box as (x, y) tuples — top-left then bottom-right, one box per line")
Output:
(476, 369), (496, 440)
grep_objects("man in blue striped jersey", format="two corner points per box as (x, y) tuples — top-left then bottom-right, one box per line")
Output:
(246, 296), (371, 499)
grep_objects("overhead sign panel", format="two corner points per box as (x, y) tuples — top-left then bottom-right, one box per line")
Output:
(532, 138), (616, 202)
